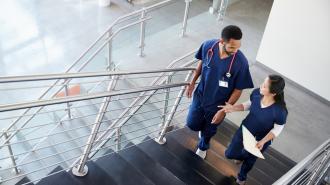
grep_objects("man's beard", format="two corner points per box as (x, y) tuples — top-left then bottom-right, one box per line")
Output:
(223, 44), (234, 56)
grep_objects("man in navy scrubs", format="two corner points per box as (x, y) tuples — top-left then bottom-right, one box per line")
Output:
(186, 25), (254, 159)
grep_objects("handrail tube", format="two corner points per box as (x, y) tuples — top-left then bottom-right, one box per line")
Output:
(0, 16), (152, 140)
(80, 59), (197, 162)
(74, 75), (118, 174)
(0, 68), (194, 83)
(0, 83), (188, 112)
(273, 138), (330, 185)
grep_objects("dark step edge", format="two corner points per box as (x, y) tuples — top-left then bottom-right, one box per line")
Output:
(138, 136), (213, 185)
(165, 134), (235, 185)
(118, 142), (186, 185)
(95, 151), (154, 185)
(222, 119), (296, 169)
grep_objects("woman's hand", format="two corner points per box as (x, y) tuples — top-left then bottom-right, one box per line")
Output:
(256, 140), (265, 150)
(218, 102), (235, 113)
(211, 110), (225, 124)
(185, 83), (195, 98)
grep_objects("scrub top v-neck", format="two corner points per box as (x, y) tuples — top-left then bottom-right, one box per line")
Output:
(194, 39), (254, 112)
(242, 88), (288, 141)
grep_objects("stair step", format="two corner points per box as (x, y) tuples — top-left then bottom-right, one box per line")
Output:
(59, 117), (91, 146)
(118, 143), (185, 185)
(95, 149), (155, 185)
(46, 127), (84, 167)
(15, 177), (34, 185)
(174, 128), (240, 177)
(217, 121), (295, 172)
(266, 147), (296, 168)
(32, 141), (68, 170)
(180, 127), (265, 185)
(138, 137), (213, 185)
(36, 166), (79, 185)
(165, 133), (237, 185)
(70, 161), (118, 185)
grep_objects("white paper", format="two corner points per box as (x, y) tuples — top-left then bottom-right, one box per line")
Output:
(242, 126), (265, 159)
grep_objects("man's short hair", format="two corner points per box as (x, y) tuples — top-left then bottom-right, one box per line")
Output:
(221, 25), (242, 41)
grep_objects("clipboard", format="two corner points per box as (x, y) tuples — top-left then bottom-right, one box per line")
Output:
(242, 126), (265, 159)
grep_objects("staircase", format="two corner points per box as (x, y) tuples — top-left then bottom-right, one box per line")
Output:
(1, 0), (330, 184)
(14, 120), (296, 185)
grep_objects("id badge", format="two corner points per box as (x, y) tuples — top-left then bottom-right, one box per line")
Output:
(219, 80), (228, 88)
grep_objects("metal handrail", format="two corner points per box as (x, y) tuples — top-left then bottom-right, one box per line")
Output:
(0, 68), (194, 83)
(0, 59), (197, 183)
(0, 67), (193, 146)
(0, 107), (189, 172)
(0, 82), (188, 112)
(0, 0), (193, 141)
(0, 105), (189, 161)
(0, 0), (197, 182)
(0, 88), (184, 123)
(0, 76), (191, 180)
(273, 138), (330, 185)
(0, 124), (187, 184)
(1, 101), (189, 148)
(76, 59), (196, 162)
(0, 74), (187, 91)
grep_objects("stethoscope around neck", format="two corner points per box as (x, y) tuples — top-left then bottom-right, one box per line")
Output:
(205, 40), (237, 78)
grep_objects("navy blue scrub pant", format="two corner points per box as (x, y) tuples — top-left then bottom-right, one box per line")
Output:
(225, 128), (270, 181)
(186, 94), (223, 151)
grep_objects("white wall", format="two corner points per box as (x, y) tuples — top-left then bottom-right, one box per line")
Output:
(256, 0), (330, 101)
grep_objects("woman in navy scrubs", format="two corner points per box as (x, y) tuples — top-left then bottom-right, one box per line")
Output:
(220, 75), (288, 185)
(185, 25), (254, 159)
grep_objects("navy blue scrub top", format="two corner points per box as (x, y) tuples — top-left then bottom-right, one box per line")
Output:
(242, 88), (288, 141)
(195, 39), (254, 112)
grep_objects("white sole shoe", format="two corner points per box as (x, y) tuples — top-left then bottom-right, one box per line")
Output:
(236, 179), (246, 185)
(195, 148), (207, 159)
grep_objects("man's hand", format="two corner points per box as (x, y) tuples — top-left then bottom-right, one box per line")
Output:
(185, 83), (195, 98)
(211, 110), (225, 124)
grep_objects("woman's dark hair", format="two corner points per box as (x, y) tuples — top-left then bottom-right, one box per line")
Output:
(269, 75), (288, 113)
(221, 25), (242, 41)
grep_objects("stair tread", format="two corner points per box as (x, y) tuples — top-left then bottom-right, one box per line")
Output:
(95, 150), (155, 185)
(118, 143), (185, 185)
(165, 133), (237, 185)
(176, 128), (240, 177)
(15, 177), (34, 185)
(36, 166), (79, 185)
(69, 161), (117, 185)
(217, 121), (295, 171)
(180, 127), (272, 185)
(137, 136), (213, 185)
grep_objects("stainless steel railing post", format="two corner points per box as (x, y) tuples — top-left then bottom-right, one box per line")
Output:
(3, 131), (20, 174)
(115, 128), (121, 152)
(155, 71), (192, 144)
(217, 0), (229, 22)
(64, 84), (72, 119)
(161, 75), (172, 128)
(138, 8), (147, 57)
(181, 0), (192, 37)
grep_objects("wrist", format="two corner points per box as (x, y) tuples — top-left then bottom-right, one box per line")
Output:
(218, 110), (226, 115)
(260, 139), (267, 144)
